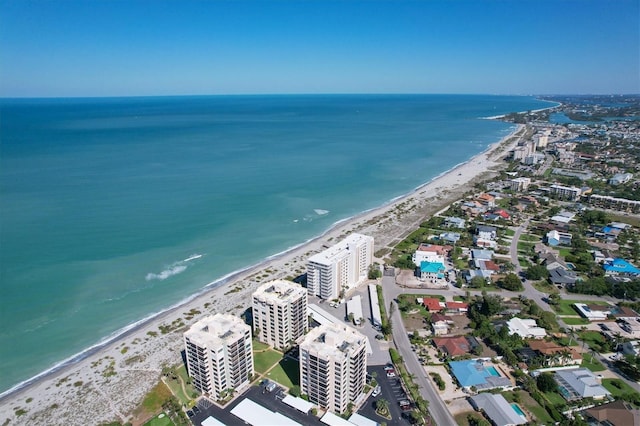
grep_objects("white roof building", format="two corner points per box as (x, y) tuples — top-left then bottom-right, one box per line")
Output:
(307, 233), (374, 300)
(470, 393), (527, 426)
(506, 317), (547, 339)
(554, 368), (611, 401)
(574, 303), (611, 321)
(252, 280), (308, 350)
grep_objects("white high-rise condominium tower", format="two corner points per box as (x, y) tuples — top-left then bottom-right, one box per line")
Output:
(252, 279), (308, 350)
(306, 233), (374, 300)
(299, 323), (367, 414)
(183, 314), (254, 399)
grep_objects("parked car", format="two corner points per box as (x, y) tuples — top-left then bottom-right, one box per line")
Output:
(372, 386), (381, 397)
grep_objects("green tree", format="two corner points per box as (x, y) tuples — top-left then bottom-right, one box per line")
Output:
(368, 264), (382, 280)
(500, 273), (524, 291)
(526, 265), (550, 281)
(536, 372), (557, 392)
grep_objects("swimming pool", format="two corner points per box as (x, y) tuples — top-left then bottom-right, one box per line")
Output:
(486, 366), (501, 377)
(511, 403), (526, 418)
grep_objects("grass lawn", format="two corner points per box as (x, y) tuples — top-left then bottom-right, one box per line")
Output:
(252, 339), (271, 351)
(143, 414), (175, 426)
(518, 257), (531, 267)
(581, 357), (606, 372)
(579, 330), (606, 349)
(558, 248), (572, 258)
(502, 390), (554, 424)
(453, 296), (466, 302)
(602, 378), (640, 398)
(503, 229), (515, 237)
(266, 358), (299, 389)
(561, 317), (590, 326)
(520, 234), (540, 242)
(543, 390), (567, 407)
(453, 412), (487, 426)
(253, 349), (283, 374)
(533, 280), (559, 294)
(553, 299), (593, 315)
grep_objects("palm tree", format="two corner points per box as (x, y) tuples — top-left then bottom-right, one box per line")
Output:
(376, 398), (389, 416)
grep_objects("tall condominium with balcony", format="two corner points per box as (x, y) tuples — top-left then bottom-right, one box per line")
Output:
(299, 323), (367, 414)
(306, 233), (374, 300)
(183, 314), (254, 399)
(252, 279), (308, 350)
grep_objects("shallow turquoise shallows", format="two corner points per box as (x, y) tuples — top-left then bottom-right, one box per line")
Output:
(0, 94), (555, 394)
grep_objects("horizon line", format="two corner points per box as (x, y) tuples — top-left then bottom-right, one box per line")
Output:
(2, 92), (638, 100)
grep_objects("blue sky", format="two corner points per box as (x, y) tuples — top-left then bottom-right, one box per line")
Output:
(1, 0), (638, 97)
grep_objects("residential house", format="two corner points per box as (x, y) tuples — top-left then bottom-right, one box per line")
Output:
(412, 243), (450, 267)
(549, 268), (578, 287)
(546, 230), (572, 246)
(419, 261), (446, 281)
(471, 249), (494, 261)
(439, 232), (461, 243)
(553, 368), (611, 401)
(622, 340), (640, 356)
(604, 258), (640, 277)
(476, 193), (496, 208)
(474, 259), (500, 273)
(432, 336), (478, 357)
(476, 225), (498, 241)
(574, 303), (612, 321)
(527, 340), (582, 366)
(469, 393), (527, 426)
(431, 313), (454, 336)
(612, 306), (640, 322)
(583, 400), (640, 426)
(420, 297), (444, 313)
(506, 317), (547, 339)
(444, 216), (466, 229)
(445, 301), (469, 315)
(461, 200), (486, 216)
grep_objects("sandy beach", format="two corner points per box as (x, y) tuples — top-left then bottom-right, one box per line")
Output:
(0, 123), (527, 426)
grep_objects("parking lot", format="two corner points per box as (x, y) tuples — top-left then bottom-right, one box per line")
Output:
(189, 383), (326, 426)
(358, 365), (413, 425)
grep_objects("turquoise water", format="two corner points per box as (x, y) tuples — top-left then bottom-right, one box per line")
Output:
(487, 366), (501, 377)
(511, 403), (525, 417)
(0, 94), (554, 395)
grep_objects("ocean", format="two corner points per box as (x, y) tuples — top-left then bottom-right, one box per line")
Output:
(0, 94), (554, 394)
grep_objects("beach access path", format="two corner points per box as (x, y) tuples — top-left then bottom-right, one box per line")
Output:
(0, 125), (527, 426)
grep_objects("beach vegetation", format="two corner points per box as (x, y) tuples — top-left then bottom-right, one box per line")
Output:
(25, 397), (32, 403)
(147, 331), (158, 337)
(124, 354), (145, 366)
(14, 407), (26, 417)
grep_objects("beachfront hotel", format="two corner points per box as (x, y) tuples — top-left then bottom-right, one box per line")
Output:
(299, 323), (367, 414)
(252, 279), (308, 350)
(183, 314), (254, 400)
(306, 233), (374, 300)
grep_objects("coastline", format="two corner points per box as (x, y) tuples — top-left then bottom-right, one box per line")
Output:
(0, 123), (527, 425)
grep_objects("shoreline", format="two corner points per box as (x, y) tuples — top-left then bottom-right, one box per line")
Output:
(0, 122), (528, 425)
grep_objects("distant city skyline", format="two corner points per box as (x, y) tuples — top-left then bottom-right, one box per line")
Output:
(1, 0), (638, 97)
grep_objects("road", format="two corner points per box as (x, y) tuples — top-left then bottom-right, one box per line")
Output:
(381, 272), (456, 426)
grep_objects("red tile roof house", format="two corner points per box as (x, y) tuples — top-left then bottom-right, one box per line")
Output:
(445, 301), (469, 314)
(420, 297), (445, 312)
(432, 336), (472, 357)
